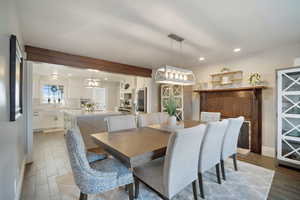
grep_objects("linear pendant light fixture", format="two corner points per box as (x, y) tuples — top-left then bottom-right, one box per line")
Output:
(155, 34), (196, 85)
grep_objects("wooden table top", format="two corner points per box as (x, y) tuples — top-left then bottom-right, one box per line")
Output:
(91, 127), (171, 158)
(148, 120), (203, 131)
(91, 120), (204, 167)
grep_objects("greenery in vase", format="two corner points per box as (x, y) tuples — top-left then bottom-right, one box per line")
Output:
(165, 95), (177, 116)
(248, 73), (261, 86)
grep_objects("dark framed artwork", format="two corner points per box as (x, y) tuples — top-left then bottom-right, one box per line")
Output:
(10, 34), (23, 121)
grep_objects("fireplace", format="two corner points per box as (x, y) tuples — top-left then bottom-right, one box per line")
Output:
(238, 121), (251, 154)
(194, 86), (265, 154)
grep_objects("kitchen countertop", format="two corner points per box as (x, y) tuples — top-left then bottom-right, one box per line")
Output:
(63, 110), (121, 117)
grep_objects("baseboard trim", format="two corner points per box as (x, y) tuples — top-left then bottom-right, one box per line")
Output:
(15, 159), (26, 200)
(262, 146), (275, 158)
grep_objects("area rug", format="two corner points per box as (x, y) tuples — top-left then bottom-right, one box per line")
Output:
(56, 159), (274, 200)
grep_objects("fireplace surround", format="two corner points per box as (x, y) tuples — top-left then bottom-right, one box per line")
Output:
(194, 86), (266, 154)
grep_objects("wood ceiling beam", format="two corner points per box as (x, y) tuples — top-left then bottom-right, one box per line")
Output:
(25, 46), (152, 77)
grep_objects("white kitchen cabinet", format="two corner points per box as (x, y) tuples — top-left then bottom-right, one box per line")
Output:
(277, 67), (300, 168)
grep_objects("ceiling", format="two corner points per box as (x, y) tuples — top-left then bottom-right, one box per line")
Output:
(33, 63), (135, 82)
(17, 0), (300, 69)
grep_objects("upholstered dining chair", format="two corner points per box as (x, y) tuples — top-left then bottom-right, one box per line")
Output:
(134, 124), (207, 200)
(220, 116), (245, 180)
(105, 115), (137, 132)
(198, 119), (229, 199)
(137, 112), (169, 127)
(200, 112), (221, 122)
(65, 129), (134, 200)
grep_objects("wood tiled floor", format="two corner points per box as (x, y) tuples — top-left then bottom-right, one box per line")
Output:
(21, 131), (300, 200)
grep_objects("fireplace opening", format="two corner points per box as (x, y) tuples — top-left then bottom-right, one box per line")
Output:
(237, 121), (251, 155)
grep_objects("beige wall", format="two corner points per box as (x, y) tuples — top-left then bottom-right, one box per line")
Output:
(0, 0), (26, 199)
(193, 43), (300, 153)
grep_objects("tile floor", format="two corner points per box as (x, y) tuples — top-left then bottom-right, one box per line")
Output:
(21, 131), (70, 200)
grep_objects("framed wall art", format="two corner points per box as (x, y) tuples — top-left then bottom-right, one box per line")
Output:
(10, 34), (23, 121)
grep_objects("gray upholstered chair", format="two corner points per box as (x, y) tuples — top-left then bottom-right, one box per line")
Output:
(220, 116), (245, 180)
(65, 129), (134, 200)
(134, 124), (207, 200)
(200, 112), (221, 122)
(137, 112), (169, 127)
(105, 115), (137, 132)
(198, 119), (229, 199)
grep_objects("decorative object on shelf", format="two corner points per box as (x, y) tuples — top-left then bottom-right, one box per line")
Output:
(124, 83), (130, 90)
(165, 95), (177, 126)
(154, 34), (196, 85)
(9, 34), (23, 121)
(221, 67), (230, 73)
(161, 84), (184, 121)
(84, 78), (101, 88)
(248, 73), (262, 86)
(211, 70), (243, 88)
(277, 67), (300, 168)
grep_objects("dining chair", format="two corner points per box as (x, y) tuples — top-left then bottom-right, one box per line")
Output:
(134, 124), (207, 200)
(200, 112), (221, 122)
(105, 115), (137, 132)
(220, 116), (245, 180)
(137, 112), (169, 127)
(65, 129), (134, 200)
(198, 119), (229, 199)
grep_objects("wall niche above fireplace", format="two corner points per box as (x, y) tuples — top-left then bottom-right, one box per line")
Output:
(194, 86), (266, 154)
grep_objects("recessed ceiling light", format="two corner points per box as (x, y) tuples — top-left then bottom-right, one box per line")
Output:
(199, 57), (205, 61)
(233, 48), (241, 52)
(87, 69), (99, 72)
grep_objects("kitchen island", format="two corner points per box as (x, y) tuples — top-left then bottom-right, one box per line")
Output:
(64, 110), (121, 149)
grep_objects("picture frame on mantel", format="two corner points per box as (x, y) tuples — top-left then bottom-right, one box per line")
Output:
(10, 34), (23, 121)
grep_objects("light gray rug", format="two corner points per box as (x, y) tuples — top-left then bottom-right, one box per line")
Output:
(56, 159), (274, 200)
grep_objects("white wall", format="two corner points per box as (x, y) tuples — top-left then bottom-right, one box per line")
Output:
(0, 0), (26, 199)
(193, 43), (300, 155)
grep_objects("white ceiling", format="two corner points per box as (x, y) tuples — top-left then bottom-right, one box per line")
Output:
(17, 0), (300, 69)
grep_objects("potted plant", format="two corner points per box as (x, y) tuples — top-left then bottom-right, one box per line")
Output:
(165, 95), (177, 126)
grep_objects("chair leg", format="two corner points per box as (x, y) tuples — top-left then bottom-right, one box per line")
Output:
(192, 180), (199, 200)
(134, 176), (140, 198)
(216, 164), (221, 184)
(221, 160), (226, 180)
(127, 183), (134, 200)
(79, 192), (87, 200)
(233, 153), (238, 171)
(198, 173), (205, 199)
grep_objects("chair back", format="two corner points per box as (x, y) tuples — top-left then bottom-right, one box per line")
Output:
(137, 112), (169, 127)
(221, 116), (245, 160)
(198, 120), (228, 172)
(105, 115), (137, 132)
(163, 124), (206, 198)
(200, 112), (221, 122)
(65, 129), (92, 187)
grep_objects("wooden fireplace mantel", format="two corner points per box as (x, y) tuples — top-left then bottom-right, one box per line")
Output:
(194, 86), (266, 93)
(194, 86), (266, 154)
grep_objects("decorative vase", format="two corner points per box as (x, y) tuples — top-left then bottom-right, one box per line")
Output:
(168, 115), (177, 126)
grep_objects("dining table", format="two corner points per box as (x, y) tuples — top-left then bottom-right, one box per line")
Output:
(91, 120), (204, 168)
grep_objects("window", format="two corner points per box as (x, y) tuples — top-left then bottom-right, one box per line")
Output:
(42, 85), (64, 104)
(92, 88), (106, 110)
